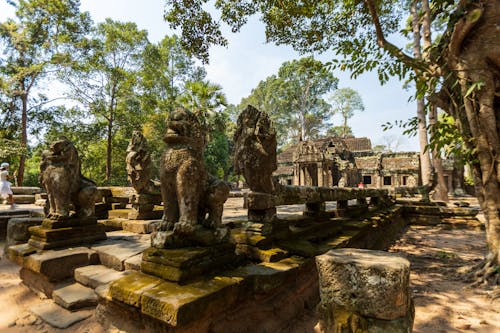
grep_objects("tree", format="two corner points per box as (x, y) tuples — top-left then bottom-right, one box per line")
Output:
(0, 0), (91, 184)
(140, 35), (206, 114)
(409, 0), (432, 187)
(327, 125), (352, 137)
(61, 18), (148, 183)
(178, 79), (227, 132)
(329, 87), (364, 138)
(408, 0), (447, 201)
(240, 57), (338, 145)
(164, 0), (500, 279)
(140, 35), (207, 174)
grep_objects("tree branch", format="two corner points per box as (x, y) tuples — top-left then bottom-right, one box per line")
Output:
(363, 0), (429, 73)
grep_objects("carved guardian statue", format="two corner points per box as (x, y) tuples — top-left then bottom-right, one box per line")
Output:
(233, 105), (277, 193)
(40, 137), (97, 220)
(157, 108), (229, 240)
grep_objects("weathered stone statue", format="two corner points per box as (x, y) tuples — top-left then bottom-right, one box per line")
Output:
(29, 137), (106, 249)
(143, 108), (234, 283)
(152, 107), (230, 245)
(40, 137), (97, 219)
(126, 130), (158, 195)
(233, 105), (277, 194)
(126, 131), (162, 219)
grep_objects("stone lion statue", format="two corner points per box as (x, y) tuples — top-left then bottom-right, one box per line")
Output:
(233, 105), (277, 193)
(40, 137), (97, 220)
(126, 131), (159, 195)
(158, 108), (229, 237)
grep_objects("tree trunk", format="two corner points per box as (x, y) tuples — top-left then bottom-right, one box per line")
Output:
(428, 105), (449, 202)
(421, 0), (448, 201)
(445, 0), (500, 268)
(17, 91), (28, 186)
(106, 113), (113, 183)
(411, 0), (432, 186)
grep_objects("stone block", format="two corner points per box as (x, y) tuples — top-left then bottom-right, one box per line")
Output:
(6, 243), (37, 265)
(108, 209), (130, 219)
(128, 209), (163, 220)
(75, 265), (130, 289)
(23, 247), (98, 282)
(124, 253), (142, 271)
(99, 218), (125, 231)
(141, 243), (237, 283)
(109, 271), (163, 308)
(30, 300), (92, 329)
(28, 223), (107, 250)
(53, 283), (98, 310)
(141, 276), (242, 326)
(91, 241), (149, 271)
(12, 194), (36, 204)
(20, 267), (62, 298)
(122, 219), (161, 234)
(235, 244), (288, 262)
(6, 217), (44, 247)
(316, 248), (411, 320)
(11, 186), (42, 195)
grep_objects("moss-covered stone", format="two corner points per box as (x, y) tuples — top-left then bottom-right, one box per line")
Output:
(141, 276), (242, 326)
(235, 244), (288, 262)
(278, 239), (319, 257)
(109, 271), (162, 307)
(141, 244), (239, 283)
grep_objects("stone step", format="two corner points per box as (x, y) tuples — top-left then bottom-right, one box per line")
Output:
(13, 194), (36, 204)
(91, 237), (150, 271)
(11, 186), (42, 195)
(30, 300), (92, 329)
(52, 283), (98, 311)
(75, 265), (130, 289)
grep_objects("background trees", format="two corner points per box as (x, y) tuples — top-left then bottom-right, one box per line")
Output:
(0, 0), (91, 184)
(240, 57), (338, 146)
(61, 18), (148, 184)
(329, 87), (364, 138)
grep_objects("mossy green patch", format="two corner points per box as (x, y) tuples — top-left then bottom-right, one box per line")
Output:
(141, 276), (242, 326)
(109, 271), (162, 307)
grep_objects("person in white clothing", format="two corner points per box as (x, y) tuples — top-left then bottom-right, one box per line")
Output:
(0, 162), (14, 207)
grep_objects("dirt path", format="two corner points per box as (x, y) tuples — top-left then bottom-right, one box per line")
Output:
(388, 224), (500, 333)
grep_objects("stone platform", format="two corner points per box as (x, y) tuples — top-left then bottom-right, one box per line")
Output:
(27, 217), (106, 250)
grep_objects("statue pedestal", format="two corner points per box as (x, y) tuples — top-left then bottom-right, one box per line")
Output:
(128, 193), (163, 220)
(28, 217), (106, 250)
(141, 243), (239, 284)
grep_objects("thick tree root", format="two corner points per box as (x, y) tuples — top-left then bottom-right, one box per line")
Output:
(466, 256), (500, 288)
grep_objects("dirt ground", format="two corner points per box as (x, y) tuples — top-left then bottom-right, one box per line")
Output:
(0, 201), (499, 332)
(388, 223), (500, 333)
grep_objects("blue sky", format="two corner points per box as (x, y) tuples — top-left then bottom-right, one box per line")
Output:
(0, 0), (419, 151)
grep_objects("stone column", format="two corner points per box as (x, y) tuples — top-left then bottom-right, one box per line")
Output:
(317, 163), (324, 187)
(315, 248), (414, 333)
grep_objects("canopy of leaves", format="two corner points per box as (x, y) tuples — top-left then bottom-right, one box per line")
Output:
(240, 56), (337, 145)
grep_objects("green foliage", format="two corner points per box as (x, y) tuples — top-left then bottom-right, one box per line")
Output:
(205, 130), (231, 179)
(327, 125), (352, 137)
(240, 56), (337, 145)
(60, 18), (149, 184)
(0, 0), (92, 183)
(329, 87), (364, 137)
(140, 35), (206, 114)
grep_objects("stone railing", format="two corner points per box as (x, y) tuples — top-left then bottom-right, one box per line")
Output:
(246, 185), (391, 222)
